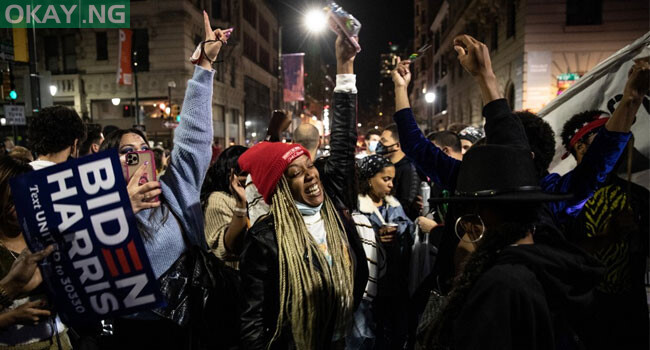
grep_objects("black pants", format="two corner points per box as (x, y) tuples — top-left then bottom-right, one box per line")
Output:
(101, 318), (189, 350)
(374, 295), (409, 350)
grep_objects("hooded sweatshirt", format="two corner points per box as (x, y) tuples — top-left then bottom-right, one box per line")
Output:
(452, 235), (603, 350)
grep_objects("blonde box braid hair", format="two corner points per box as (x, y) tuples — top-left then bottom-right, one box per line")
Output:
(268, 176), (354, 350)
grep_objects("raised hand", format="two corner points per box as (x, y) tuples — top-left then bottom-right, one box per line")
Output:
(391, 57), (412, 88)
(199, 11), (233, 70)
(266, 110), (291, 142)
(624, 58), (650, 101)
(336, 34), (358, 74)
(453, 34), (493, 78)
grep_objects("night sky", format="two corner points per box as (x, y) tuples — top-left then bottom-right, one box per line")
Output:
(267, 0), (414, 114)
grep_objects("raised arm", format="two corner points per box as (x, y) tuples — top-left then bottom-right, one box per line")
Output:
(161, 12), (228, 246)
(319, 33), (359, 211)
(547, 59), (648, 223)
(392, 59), (461, 191)
(453, 34), (528, 149)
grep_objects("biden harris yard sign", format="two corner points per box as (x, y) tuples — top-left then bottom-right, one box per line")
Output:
(10, 150), (161, 325)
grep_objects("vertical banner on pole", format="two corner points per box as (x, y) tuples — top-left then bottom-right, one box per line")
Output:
(117, 29), (133, 86)
(282, 53), (305, 102)
(12, 28), (29, 63)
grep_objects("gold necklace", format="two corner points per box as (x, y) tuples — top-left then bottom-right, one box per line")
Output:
(0, 240), (19, 260)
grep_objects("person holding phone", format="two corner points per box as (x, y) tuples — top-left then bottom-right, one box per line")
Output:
(97, 11), (225, 348)
(356, 155), (415, 349)
(200, 145), (249, 269)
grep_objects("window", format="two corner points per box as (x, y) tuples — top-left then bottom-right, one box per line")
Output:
(243, 0), (257, 28)
(272, 30), (278, 50)
(259, 47), (270, 72)
(507, 0), (516, 38)
(132, 29), (149, 72)
(491, 22), (499, 50)
(230, 58), (237, 88)
(244, 32), (257, 61)
(212, 0), (221, 19)
(45, 36), (60, 74)
(434, 61), (439, 82)
(63, 34), (77, 74)
(440, 58), (447, 79)
(259, 17), (269, 42)
(96, 32), (108, 61)
(434, 31), (440, 53)
(567, 0), (602, 26)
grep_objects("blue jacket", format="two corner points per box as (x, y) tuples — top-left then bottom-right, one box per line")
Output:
(393, 99), (631, 226)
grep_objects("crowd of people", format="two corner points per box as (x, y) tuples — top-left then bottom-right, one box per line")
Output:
(0, 12), (648, 350)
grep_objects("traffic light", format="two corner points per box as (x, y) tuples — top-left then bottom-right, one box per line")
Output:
(8, 70), (16, 100)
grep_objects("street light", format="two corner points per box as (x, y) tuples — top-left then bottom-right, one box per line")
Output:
(111, 98), (121, 106)
(49, 84), (57, 96)
(425, 92), (436, 104)
(304, 9), (327, 34)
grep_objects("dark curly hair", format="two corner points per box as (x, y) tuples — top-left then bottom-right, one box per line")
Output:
(200, 145), (247, 211)
(560, 110), (607, 158)
(99, 128), (149, 152)
(28, 106), (86, 156)
(515, 111), (556, 177)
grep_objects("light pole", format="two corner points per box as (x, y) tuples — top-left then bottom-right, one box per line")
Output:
(167, 81), (176, 116)
(133, 50), (140, 126)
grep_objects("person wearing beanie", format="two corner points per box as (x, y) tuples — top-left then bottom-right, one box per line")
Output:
(457, 126), (484, 155)
(238, 142), (354, 349)
(355, 155), (415, 349)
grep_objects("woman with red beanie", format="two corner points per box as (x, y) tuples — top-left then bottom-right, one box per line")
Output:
(238, 142), (354, 350)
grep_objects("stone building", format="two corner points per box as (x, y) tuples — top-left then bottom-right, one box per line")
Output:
(416, 0), (648, 129)
(4, 0), (280, 146)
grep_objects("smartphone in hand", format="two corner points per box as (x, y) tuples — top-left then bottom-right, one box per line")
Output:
(124, 150), (159, 201)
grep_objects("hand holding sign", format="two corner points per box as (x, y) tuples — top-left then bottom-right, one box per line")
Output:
(127, 164), (161, 214)
(0, 246), (54, 298)
(7, 300), (51, 325)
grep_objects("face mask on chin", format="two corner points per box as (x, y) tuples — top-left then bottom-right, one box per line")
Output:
(368, 140), (379, 153)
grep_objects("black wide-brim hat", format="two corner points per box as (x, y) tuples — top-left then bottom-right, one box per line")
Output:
(430, 144), (574, 204)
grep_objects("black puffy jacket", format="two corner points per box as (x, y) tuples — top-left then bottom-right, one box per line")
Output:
(239, 91), (368, 349)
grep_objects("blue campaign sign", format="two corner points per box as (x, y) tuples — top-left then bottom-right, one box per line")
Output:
(10, 149), (162, 325)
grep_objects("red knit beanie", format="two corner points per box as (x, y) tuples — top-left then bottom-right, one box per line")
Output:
(238, 142), (310, 204)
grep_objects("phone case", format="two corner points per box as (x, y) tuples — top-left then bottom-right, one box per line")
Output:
(124, 150), (158, 201)
(326, 2), (362, 53)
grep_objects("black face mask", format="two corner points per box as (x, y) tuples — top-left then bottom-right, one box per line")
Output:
(376, 142), (397, 156)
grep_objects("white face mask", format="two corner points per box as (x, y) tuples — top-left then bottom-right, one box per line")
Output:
(368, 140), (379, 153)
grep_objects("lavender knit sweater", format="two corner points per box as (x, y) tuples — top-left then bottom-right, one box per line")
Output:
(136, 66), (214, 278)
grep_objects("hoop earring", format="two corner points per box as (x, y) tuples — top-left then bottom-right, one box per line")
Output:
(454, 214), (485, 243)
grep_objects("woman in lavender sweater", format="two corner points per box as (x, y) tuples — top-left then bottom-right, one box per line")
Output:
(97, 12), (227, 348)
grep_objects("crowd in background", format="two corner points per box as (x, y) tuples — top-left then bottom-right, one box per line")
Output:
(0, 12), (648, 350)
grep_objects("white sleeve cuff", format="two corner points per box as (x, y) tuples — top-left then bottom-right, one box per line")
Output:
(334, 74), (357, 94)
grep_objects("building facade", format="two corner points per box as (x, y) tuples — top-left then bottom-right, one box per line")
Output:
(2, 0), (280, 147)
(418, 0), (648, 130)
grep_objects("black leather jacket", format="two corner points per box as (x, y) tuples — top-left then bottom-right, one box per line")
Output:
(239, 91), (368, 349)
